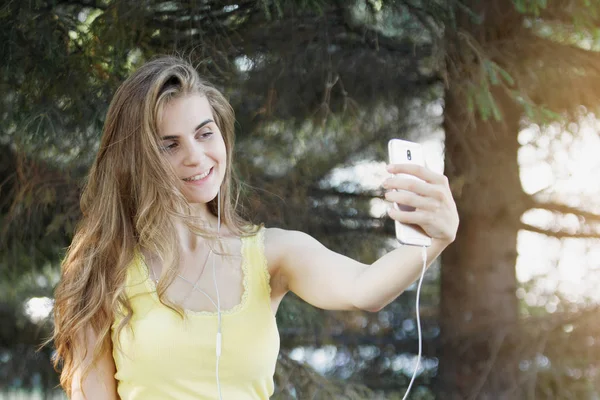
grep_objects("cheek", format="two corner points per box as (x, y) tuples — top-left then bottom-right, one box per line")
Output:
(164, 156), (178, 172)
(216, 137), (227, 163)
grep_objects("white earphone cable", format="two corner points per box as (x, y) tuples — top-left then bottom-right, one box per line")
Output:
(145, 189), (224, 399)
(401, 245), (428, 400)
(215, 188), (223, 400)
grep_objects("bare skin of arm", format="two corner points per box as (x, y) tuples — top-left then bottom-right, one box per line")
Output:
(70, 325), (119, 400)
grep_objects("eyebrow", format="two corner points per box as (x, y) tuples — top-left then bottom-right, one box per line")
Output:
(160, 119), (214, 140)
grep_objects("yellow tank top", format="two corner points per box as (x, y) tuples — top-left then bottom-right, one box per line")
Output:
(111, 226), (280, 399)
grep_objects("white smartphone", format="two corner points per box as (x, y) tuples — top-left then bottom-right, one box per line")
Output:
(387, 139), (432, 247)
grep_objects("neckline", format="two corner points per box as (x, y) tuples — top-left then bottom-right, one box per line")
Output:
(136, 234), (251, 317)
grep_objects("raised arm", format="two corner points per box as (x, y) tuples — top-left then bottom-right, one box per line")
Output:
(268, 162), (458, 313)
(70, 325), (119, 400)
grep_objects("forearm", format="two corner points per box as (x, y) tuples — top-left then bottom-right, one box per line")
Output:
(353, 238), (450, 312)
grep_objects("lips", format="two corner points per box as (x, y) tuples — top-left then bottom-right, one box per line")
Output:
(182, 167), (213, 181)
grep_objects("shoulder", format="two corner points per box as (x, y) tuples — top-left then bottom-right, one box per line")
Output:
(263, 226), (312, 253)
(263, 226), (305, 244)
(262, 227), (318, 269)
(262, 227), (289, 273)
(262, 227), (313, 293)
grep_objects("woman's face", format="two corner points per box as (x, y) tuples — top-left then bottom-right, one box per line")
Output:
(158, 93), (227, 206)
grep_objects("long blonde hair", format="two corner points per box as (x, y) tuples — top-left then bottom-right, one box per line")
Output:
(50, 56), (259, 396)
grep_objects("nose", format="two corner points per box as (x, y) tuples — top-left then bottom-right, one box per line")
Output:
(182, 141), (205, 166)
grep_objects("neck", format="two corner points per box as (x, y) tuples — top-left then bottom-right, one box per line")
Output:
(176, 202), (226, 252)
(188, 201), (212, 219)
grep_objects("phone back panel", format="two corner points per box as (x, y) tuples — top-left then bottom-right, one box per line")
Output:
(388, 139), (432, 247)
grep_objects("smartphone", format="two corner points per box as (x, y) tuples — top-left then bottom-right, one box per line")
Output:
(387, 139), (432, 247)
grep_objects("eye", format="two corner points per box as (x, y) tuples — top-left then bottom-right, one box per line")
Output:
(161, 142), (178, 152)
(198, 131), (214, 139)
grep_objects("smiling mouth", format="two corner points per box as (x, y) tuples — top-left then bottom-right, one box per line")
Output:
(182, 167), (213, 182)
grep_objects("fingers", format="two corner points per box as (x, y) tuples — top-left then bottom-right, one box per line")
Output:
(384, 189), (439, 212)
(383, 163), (450, 202)
(382, 176), (439, 198)
(386, 206), (428, 225)
(386, 163), (447, 185)
(383, 163), (458, 243)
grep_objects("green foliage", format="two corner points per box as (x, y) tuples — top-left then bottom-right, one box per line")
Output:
(259, 0), (327, 20)
(513, 0), (548, 16)
(514, 93), (564, 124)
(3, 0), (600, 398)
(464, 59), (514, 121)
(1, 0), (442, 397)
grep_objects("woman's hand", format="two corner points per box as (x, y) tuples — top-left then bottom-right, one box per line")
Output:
(382, 163), (459, 244)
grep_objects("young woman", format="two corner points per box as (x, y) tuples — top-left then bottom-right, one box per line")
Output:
(51, 56), (458, 399)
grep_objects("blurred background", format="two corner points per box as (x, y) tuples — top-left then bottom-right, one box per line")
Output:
(1, 0), (600, 399)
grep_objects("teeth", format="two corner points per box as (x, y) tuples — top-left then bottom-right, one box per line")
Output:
(184, 169), (211, 181)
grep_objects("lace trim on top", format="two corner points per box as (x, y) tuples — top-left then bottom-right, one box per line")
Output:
(257, 227), (272, 297)
(137, 233), (250, 317)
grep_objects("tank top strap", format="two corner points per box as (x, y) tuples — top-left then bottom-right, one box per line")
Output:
(242, 226), (271, 305)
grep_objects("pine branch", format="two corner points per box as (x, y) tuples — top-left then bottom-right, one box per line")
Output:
(58, 0), (109, 11)
(519, 222), (600, 239)
(512, 33), (600, 113)
(148, 0), (256, 27)
(536, 0), (600, 27)
(527, 199), (600, 223)
(522, 305), (600, 332)
(396, 0), (446, 37)
(280, 328), (439, 358)
(334, 0), (435, 57)
(307, 187), (384, 201)
(274, 350), (380, 399)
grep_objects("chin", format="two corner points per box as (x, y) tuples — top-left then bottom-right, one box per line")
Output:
(180, 172), (224, 206)
(185, 193), (218, 205)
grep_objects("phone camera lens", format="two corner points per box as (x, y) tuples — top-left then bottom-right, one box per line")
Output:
(407, 150), (412, 160)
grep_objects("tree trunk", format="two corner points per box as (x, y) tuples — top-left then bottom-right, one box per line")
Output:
(438, 86), (526, 399)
